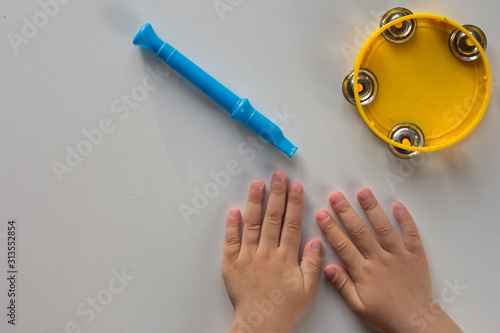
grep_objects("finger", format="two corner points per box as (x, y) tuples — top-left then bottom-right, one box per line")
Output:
(223, 208), (242, 264)
(241, 180), (266, 252)
(324, 265), (363, 314)
(357, 188), (402, 253)
(393, 202), (424, 254)
(260, 171), (288, 249)
(300, 239), (323, 296)
(279, 182), (304, 254)
(316, 210), (364, 270)
(329, 191), (380, 258)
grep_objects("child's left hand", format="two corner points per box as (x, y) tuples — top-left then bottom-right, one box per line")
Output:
(222, 171), (323, 333)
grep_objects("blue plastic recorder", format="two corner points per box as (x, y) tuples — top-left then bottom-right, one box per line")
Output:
(133, 23), (298, 158)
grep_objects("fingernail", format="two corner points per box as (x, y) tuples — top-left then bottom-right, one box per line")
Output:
(289, 183), (303, 193)
(395, 202), (405, 211)
(311, 240), (322, 252)
(229, 208), (240, 218)
(251, 182), (264, 192)
(330, 192), (343, 205)
(325, 267), (337, 280)
(358, 189), (371, 202)
(273, 172), (286, 183)
(317, 210), (329, 222)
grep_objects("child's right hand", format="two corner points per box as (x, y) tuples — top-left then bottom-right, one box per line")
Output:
(316, 188), (462, 333)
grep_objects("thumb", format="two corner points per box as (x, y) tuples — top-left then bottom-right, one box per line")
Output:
(300, 239), (323, 296)
(324, 265), (363, 312)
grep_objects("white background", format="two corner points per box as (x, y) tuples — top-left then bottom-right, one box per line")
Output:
(1, 0), (499, 332)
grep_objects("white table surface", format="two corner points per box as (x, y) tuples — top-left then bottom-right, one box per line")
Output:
(1, 1), (499, 332)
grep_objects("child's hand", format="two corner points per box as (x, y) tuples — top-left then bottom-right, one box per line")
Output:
(222, 171), (323, 333)
(316, 188), (462, 333)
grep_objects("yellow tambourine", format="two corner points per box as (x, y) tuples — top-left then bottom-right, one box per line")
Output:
(343, 8), (491, 158)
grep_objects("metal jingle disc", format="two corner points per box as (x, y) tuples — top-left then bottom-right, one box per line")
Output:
(449, 24), (487, 61)
(380, 7), (417, 44)
(387, 123), (425, 159)
(342, 68), (379, 106)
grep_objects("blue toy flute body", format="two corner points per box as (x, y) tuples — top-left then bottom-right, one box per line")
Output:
(133, 23), (298, 158)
